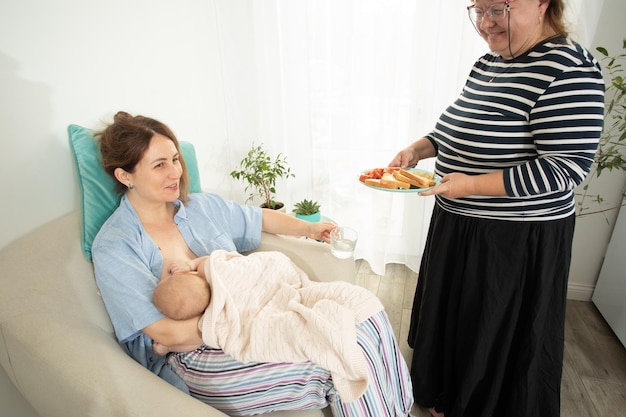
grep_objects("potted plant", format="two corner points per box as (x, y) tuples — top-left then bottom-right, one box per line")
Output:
(569, 39), (626, 300)
(293, 199), (321, 222)
(576, 39), (626, 217)
(230, 142), (295, 210)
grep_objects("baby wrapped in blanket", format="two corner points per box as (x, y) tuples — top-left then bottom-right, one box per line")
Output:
(153, 249), (384, 402)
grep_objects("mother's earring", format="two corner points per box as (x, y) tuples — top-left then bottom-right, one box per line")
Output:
(128, 183), (134, 190)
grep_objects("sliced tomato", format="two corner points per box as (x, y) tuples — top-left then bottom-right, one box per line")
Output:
(360, 167), (392, 182)
(371, 168), (384, 179)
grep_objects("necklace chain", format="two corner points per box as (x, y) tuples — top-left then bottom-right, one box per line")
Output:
(488, 34), (563, 83)
(488, 62), (514, 83)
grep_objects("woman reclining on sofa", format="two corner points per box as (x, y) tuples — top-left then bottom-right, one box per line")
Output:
(91, 111), (414, 417)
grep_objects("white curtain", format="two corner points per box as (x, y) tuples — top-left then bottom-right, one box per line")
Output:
(211, 0), (599, 275)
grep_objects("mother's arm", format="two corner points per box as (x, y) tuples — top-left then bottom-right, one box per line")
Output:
(143, 315), (203, 350)
(261, 209), (335, 243)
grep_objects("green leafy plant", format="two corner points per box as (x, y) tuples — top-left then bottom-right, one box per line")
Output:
(576, 39), (626, 217)
(293, 199), (321, 216)
(230, 143), (295, 210)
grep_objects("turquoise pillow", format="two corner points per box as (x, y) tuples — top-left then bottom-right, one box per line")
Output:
(68, 124), (202, 261)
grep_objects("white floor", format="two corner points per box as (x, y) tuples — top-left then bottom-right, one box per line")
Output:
(0, 365), (39, 417)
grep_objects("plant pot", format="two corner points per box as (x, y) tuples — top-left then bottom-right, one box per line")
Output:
(295, 212), (321, 222)
(260, 202), (286, 212)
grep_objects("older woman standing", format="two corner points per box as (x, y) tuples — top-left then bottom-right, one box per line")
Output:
(92, 111), (414, 417)
(390, 1), (604, 416)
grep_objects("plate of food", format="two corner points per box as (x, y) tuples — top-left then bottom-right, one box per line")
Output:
(359, 167), (440, 193)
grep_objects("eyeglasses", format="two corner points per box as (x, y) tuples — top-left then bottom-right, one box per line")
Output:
(467, 0), (516, 30)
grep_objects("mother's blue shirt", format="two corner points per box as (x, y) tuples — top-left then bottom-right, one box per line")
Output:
(92, 193), (262, 390)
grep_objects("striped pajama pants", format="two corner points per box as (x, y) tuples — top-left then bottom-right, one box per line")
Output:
(167, 310), (413, 416)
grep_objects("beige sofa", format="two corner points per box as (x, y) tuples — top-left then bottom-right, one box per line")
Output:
(0, 211), (354, 417)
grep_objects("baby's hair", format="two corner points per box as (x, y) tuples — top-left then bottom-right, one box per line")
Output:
(153, 273), (210, 320)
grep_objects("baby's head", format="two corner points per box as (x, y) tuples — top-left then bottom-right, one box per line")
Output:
(153, 272), (210, 320)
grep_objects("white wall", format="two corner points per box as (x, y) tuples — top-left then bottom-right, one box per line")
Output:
(0, 0), (230, 249)
(1, 2), (230, 415)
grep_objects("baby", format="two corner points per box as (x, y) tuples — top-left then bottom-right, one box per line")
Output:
(152, 256), (211, 354)
(153, 256), (211, 320)
(153, 249), (385, 402)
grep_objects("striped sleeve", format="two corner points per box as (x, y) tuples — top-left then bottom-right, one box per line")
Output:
(505, 49), (605, 197)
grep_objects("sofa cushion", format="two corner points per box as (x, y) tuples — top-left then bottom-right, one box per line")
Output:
(68, 124), (202, 262)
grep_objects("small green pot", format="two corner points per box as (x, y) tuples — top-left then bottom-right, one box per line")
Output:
(295, 212), (321, 222)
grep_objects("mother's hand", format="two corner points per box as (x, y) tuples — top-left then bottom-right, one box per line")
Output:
(262, 210), (335, 242)
(306, 221), (335, 243)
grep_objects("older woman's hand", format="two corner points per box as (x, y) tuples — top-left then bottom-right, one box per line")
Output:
(419, 172), (477, 199)
(388, 147), (418, 168)
(419, 171), (506, 199)
(389, 137), (437, 168)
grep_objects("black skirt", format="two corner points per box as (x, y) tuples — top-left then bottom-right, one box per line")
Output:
(408, 204), (575, 417)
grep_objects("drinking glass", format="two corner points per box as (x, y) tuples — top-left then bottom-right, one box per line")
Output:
(330, 226), (358, 259)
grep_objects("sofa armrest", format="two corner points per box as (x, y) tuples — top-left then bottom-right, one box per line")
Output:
(253, 232), (356, 284)
(3, 313), (225, 417)
(0, 213), (338, 417)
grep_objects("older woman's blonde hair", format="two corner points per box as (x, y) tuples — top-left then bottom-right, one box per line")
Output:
(544, 0), (568, 37)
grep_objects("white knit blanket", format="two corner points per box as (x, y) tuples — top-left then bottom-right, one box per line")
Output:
(200, 249), (384, 402)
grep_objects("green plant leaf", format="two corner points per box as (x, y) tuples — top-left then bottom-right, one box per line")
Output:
(293, 198), (321, 215)
(597, 46), (609, 56)
(230, 142), (295, 208)
(578, 40), (626, 217)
